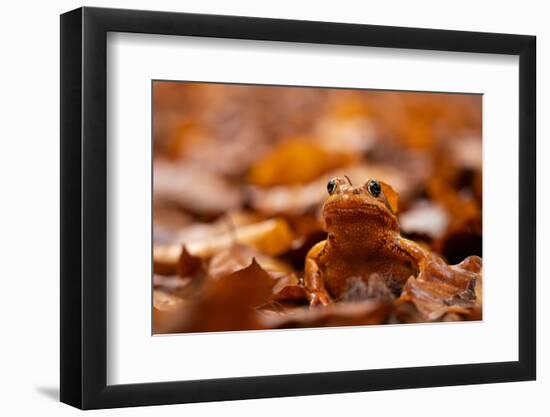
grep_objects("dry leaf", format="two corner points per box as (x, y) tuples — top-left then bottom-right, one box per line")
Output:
(154, 160), (243, 215)
(208, 243), (293, 280)
(399, 200), (449, 240)
(173, 260), (275, 333)
(399, 255), (482, 321)
(153, 290), (187, 333)
(154, 244), (205, 278)
(248, 138), (354, 187)
(261, 300), (392, 329)
(154, 218), (295, 269)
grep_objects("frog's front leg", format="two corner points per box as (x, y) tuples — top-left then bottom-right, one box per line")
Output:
(304, 240), (332, 307)
(394, 236), (431, 271)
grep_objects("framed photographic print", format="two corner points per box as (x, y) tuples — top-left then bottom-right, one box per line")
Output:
(60, 6), (536, 409)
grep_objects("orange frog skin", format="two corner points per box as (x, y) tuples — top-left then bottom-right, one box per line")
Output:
(305, 176), (443, 307)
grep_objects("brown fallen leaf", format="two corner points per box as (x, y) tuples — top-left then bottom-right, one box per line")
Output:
(248, 137), (355, 187)
(399, 255), (482, 321)
(154, 244), (205, 278)
(261, 300), (392, 329)
(314, 104), (378, 155)
(171, 211), (262, 244)
(206, 244), (307, 305)
(168, 260), (276, 333)
(270, 283), (308, 304)
(153, 218), (295, 270)
(153, 201), (193, 244)
(153, 290), (188, 333)
(153, 289), (184, 311)
(399, 200), (449, 240)
(154, 244), (183, 275)
(176, 246), (205, 278)
(208, 243), (293, 280)
(270, 273), (308, 304)
(153, 275), (191, 292)
(153, 159), (243, 216)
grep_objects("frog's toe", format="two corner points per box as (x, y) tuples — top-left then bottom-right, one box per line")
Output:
(310, 292), (331, 307)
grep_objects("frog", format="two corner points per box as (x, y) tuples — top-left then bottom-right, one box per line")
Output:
(304, 176), (480, 308)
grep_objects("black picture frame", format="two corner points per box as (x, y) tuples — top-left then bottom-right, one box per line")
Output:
(60, 6), (536, 410)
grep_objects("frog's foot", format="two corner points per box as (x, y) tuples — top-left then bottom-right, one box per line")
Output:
(309, 291), (332, 307)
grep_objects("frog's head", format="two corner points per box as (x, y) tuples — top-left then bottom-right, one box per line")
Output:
(322, 176), (400, 234)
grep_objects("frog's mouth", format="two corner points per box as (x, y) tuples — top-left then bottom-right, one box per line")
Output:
(324, 199), (389, 220)
(323, 198), (397, 230)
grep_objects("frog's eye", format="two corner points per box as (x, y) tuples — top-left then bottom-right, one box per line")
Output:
(367, 179), (381, 197)
(327, 178), (338, 195)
